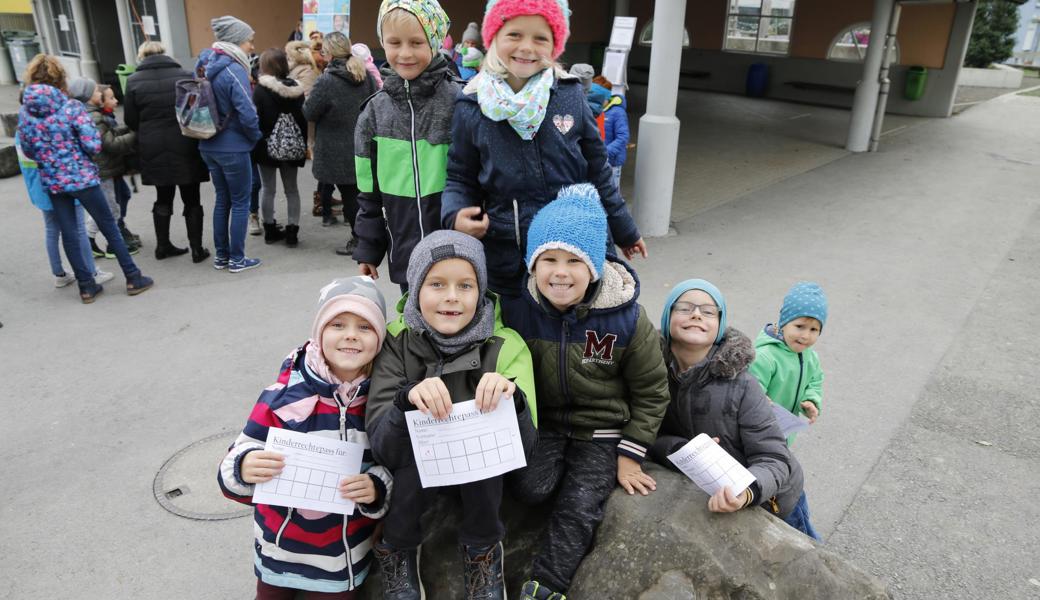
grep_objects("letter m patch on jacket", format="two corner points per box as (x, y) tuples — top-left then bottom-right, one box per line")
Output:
(583, 331), (618, 365)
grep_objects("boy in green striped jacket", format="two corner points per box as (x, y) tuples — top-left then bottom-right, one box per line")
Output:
(353, 0), (460, 294)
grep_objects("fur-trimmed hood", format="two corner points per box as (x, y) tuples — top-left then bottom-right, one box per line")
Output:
(258, 74), (304, 98)
(285, 41), (314, 70)
(667, 327), (755, 384)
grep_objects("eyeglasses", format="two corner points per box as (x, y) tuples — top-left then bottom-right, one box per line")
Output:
(671, 302), (719, 318)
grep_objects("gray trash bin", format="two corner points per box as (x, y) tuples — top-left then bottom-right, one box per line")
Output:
(4, 31), (41, 83)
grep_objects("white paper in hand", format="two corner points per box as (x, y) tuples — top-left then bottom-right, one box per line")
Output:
(405, 398), (527, 488)
(253, 428), (365, 516)
(770, 402), (810, 438)
(667, 434), (756, 497)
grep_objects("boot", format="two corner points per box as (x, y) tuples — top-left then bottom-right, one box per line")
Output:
(264, 222), (286, 244)
(373, 541), (424, 600)
(284, 224), (299, 247)
(184, 205), (211, 264)
(153, 211), (188, 260)
(463, 542), (505, 600)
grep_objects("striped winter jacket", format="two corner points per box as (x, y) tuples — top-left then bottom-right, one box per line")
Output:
(500, 257), (670, 463)
(352, 57), (460, 284)
(218, 343), (393, 593)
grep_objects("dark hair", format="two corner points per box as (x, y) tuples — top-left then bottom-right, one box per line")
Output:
(259, 48), (290, 79)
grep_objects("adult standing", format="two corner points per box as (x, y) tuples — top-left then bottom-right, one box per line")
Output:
(16, 54), (153, 303)
(123, 41), (212, 264)
(196, 15), (263, 273)
(302, 31), (375, 256)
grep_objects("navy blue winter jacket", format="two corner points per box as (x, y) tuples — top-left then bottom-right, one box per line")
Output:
(195, 49), (261, 154)
(441, 75), (640, 296)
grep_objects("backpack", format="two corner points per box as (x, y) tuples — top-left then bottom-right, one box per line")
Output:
(266, 113), (306, 161)
(175, 76), (222, 140)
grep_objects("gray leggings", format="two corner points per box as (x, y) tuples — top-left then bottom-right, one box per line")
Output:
(258, 164), (300, 226)
(85, 178), (121, 237)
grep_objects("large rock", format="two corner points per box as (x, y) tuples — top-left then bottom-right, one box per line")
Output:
(361, 464), (890, 599)
(0, 143), (19, 178)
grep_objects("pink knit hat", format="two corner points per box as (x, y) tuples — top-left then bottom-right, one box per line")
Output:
(482, 0), (571, 59)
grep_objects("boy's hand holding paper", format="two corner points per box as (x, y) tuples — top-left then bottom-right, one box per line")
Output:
(667, 433), (756, 500)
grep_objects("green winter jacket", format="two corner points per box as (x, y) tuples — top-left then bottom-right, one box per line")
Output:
(500, 258), (670, 463)
(366, 293), (537, 470)
(749, 326), (823, 443)
(87, 105), (135, 179)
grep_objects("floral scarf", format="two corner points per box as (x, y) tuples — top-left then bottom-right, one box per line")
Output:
(475, 68), (554, 140)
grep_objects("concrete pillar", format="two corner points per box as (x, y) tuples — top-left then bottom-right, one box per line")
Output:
(0, 46), (15, 85)
(69, 0), (100, 80)
(939, 1), (979, 117)
(846, 0), (894, 152)
(115, 0), (137, 65)
(614, 0), (630, 15)
(633, 0), (686, 238)
(159, 0), (194, 67)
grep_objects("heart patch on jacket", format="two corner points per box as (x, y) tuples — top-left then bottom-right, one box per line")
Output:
(552, 114), (575, 134)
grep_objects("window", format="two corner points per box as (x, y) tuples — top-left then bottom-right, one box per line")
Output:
(724, 0), (795, 55)
(127, 0), (162, 49)
(48, 0), (79, 56)
(637, 19), (691, 48)
(828, 24), (899, 63)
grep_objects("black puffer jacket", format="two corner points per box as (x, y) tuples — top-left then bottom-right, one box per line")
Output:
(650, 328), (804, 518)
(252, 75), (307, 168)
(123, 54), (209, 186)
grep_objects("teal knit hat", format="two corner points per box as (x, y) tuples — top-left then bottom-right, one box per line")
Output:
(661, 279), (727, 345)
(778, 281), (828, 331)
(377, 0), (451, 50)
(525, 183), (607, 281)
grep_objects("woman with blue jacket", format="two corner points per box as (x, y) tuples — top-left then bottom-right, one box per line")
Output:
(196, 15), (263, 273)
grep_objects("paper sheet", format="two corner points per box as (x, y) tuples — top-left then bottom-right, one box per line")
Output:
(141, 15), (156, 37)
(602, 50), (626, 87)
(668, 433), (756, 497)
(405, 399), (526, 488)
(608, 16), (638, 49)
(58, 14), (70, 32)
(253, 429), (365, 515)
(770, 402), (810, 438)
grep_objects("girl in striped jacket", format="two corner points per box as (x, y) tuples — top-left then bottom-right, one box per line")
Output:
(218, 276), (393, 598)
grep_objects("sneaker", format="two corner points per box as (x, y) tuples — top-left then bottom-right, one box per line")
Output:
(55, 273), (76, 288)
(248, 213), (262, 236)
(213, 256), (229, 270)
(374, 541), (424, 600)
(90, 238), (114, 259)
(519, 581), (566, 600)
(126, 273), (154, 296)
(93, 270), (114, 284)
(463, 542), (505, 600)
(322, 216), (340, 227)
(334, 237), (358, 256)
(228, 257), (262, 273)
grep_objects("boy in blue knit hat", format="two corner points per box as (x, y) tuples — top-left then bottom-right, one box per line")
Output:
(500, 183), (669, 600)
(749, 280), (828, 539)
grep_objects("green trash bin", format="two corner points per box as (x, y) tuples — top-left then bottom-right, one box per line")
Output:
(116, 63), (136, 94)
(904, 66), (927, 101)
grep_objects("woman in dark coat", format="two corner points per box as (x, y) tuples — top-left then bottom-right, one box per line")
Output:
(123, 41), (211, 263)
(302, 31), (375, 256)
(252, 48), (307, 247)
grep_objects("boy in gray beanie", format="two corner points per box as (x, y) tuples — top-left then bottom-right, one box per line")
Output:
(365, 229), (536, 599)
(66, 77), (98, 104)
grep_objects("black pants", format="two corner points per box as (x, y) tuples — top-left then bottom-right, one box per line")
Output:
(319, 181), (359, 228)
(511, 431), (618, 593)
(152, 183), (202, 216)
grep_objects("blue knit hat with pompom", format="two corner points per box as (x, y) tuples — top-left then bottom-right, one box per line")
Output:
(525, 183), (607, 281)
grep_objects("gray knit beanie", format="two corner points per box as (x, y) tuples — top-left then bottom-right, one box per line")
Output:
(405, 230), (487, 297)
(462, 22), (481, 45)
(211, 15), (254, 44)
(569, 63), (594, 91)
(67, 77), (96, 103)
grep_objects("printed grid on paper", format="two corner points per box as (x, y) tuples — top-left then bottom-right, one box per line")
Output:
(269, 465), (351, 505)
(688, 454), (747, 491)
(419, 429), (515, 476)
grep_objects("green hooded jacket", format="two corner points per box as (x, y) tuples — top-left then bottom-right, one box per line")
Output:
(748, 326), (823, 443)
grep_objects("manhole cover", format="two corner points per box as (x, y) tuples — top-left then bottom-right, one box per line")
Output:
(154, 431), (252, 520)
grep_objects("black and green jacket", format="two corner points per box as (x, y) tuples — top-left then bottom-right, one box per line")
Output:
(366, 294), (538, 470)
(500, 257), (669, 463)
(353, 58), (460, 284)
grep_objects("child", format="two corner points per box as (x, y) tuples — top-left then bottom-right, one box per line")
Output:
(650, 280), (807, 531)
(365, 230), (537, 599)
(592, 75), (629, 191)
(458, 46), (483, 81)
(353, 0), (458, 293)
(218, 276), (393, 597)
(749, 281), (828, 539)
(499, 184), (669, 600)
(442, 0), (647, 298)
(351, 43), (383, 88)
(253, 48), (307, 247)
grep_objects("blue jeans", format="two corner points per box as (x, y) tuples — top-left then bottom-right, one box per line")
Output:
(202, 150), (252, 262)
(50, 185), (139, 290)
(115, 176), (131, 229)
(782, 490), (821, 541)
(43, 205), (97, 277)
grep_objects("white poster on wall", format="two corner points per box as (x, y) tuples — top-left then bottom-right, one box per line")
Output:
(141, 15), (156, 36)
(58, 14), (70, 32)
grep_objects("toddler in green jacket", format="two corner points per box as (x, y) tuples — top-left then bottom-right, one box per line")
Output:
(749, 280), (828, 540)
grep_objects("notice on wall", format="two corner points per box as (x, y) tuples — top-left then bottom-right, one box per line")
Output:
(608, 16), (638, 50)
(252, 428), (365, 516)
(405, 399), (527, 488)
(58, 14), (70, 32)
(303, 0), (350, 37)
(141, 15), (156, 37)
(667, 434), (756, 498)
